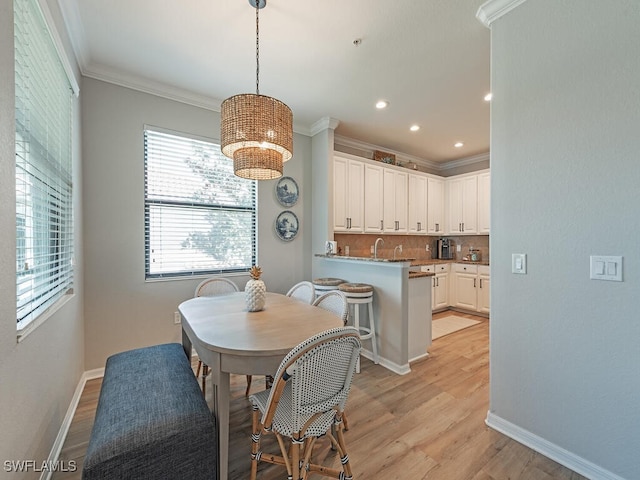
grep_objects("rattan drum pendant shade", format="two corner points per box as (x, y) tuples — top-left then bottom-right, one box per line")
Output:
(221, 93), (293, 180)
(220, 0), (293, 180)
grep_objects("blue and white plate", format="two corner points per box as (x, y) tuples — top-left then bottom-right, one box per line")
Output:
(275, 176), (299, 207)
(275, 211), (299, 241)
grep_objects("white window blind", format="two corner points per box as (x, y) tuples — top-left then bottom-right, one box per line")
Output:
(144, 128), (257, 279)
(15, 0), (74, 330)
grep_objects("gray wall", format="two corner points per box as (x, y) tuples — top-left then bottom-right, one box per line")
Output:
(82, 78), (313, 369)
(488, 1), (640, 478)
(0, 0), (85, 474)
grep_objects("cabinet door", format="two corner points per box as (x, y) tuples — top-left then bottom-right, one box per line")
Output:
(461, 175), (478, 234)
(333, 157), (348, 231)
(478, 172), (490, 234)
(383, 169), (407, 233)
(427, 177), (444, 234)
(448, 178), (463, 234)
(453, 272), (477, 310)
(408, 174), (427, 234)
(346, 160), (364, 231)
(433, 272), (449, 310)
(478, 271), (490, 314)
(364, 164), (384, 233)
(395, 171), (408, 232)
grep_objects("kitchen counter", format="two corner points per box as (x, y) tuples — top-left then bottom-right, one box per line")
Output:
(315, 254), (489, 266)
(314, 254), (416, 263)
(409, 271), (434, 279)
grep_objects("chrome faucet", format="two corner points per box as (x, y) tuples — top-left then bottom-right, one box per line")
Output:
(374, 237), (384, 259)
(393, 244), (403, 260)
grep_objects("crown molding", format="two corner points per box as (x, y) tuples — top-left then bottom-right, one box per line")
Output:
(439, 152), (490, 172)
(310, 117), (340, 135)
(476, 0), (529, 28)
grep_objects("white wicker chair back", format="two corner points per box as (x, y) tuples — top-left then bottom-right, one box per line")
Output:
(194, 277), (239, 297)
(312, 290), (349, 325)
(285, 281), (316, 304)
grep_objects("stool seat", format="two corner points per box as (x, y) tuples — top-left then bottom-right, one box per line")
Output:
(338, 283), (374, 294)
(313, 277), (346, 287)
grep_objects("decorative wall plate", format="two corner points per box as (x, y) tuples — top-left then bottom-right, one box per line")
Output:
(275, 176), (299, 207)
(275, 210), (299, 241)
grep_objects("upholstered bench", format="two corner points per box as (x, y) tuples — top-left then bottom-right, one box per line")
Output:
(82, 343), (217, 480)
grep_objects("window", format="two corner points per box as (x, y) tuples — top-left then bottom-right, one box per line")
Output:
(15, 0), (74, 333)
(144, 128), (257, 279)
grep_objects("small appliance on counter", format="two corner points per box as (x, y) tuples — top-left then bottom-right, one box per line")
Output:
(436, 238), (454, 259)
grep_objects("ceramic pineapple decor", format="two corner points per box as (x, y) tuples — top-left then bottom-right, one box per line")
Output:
(245, 265), (266, 312)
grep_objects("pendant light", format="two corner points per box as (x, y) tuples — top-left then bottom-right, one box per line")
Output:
(221, 0), (293, 180)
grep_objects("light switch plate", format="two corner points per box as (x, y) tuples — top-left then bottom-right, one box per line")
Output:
(512, 253), (527, 274)
(590, 255), (623, 281)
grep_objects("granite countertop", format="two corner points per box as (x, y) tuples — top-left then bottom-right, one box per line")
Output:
(315, 254), (416, 263)
(410, 259), (490, 266)
(409, 271), (434, 279)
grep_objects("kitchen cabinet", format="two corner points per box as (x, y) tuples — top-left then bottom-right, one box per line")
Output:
(421, 264), (450, 311)
(408, 173), (427, 234)
(478, 172), (490, 234)
(448, 175), (478, 234)
(477, 265), (490, 313)
(427, 177), (444, 234)
(364, 163), (384, 233)
(333, 155), (364, 232)
(382, 168), (408, 233)
(451, 263), (490, 313)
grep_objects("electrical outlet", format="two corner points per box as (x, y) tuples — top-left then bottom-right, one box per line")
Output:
(174, 311), (181, 324)
(425, 244), (430, 251)
(456, 244), (461, 252)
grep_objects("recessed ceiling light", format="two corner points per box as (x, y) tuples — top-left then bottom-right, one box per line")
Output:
(484, 93), (492, 102)
(375, 100), (388, 109)
(454, 142), (464, 148)
(410, 125), (420, 132)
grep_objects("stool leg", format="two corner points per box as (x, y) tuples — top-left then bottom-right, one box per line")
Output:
(354, 303), (361, 373)
(368, 301), (378, 364)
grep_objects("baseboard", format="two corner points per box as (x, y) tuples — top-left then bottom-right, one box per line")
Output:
(485, 411), (626, 480)
(40, 368), (105, 480)
(361, 349), (411, 375)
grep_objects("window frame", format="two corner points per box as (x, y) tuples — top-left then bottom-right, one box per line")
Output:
(143, 126), (257, 280)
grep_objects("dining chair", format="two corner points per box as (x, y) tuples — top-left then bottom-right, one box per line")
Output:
(312, 290), (349, 325)
(193, 277), (245, 397)
(285, 280), (316, 304)
(248, 327), (361, 480)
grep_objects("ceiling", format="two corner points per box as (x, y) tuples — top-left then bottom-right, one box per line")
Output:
(59, 0), (491, 165)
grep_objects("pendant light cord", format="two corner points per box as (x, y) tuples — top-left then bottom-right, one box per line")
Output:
(255, 2), (260, 95)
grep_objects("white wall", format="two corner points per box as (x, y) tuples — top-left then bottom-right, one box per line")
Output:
(487, 1), (640, 478)
(0, 0), (85, 474)
(81, 78), (313, 369)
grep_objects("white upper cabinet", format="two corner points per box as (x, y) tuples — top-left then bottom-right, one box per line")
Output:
(333, 155), (364, 232)
(448, 174), (478, 234)
(364, 163), (384, 233)
(427, 177), (445, 235)
(478, 172), (490, 234)
(408, 173), (428, 234)
(383, 169), (408, 233)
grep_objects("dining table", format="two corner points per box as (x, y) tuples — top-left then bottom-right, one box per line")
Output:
(178, 291), (343, 480)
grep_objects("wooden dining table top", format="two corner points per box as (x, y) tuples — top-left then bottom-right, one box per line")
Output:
(178, 291), (343, 357)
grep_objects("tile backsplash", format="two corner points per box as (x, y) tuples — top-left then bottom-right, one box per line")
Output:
(333, 233), (489, 263)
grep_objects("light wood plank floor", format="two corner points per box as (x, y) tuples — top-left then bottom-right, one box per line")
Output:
(53, 312), (587, 480)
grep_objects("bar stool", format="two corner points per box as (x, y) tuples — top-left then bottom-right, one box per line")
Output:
(338, 282), (378, 371)
(312, 277), (346, 298)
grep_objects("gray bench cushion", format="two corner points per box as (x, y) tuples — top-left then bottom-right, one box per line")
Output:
(82, 343), (217, 480)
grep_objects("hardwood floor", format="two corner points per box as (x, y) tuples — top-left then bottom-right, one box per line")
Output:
(53, 312), (587, 480)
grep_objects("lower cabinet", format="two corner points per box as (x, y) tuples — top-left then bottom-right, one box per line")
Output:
(451, 263), (490, 314)
(421, 264), (449, 311)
